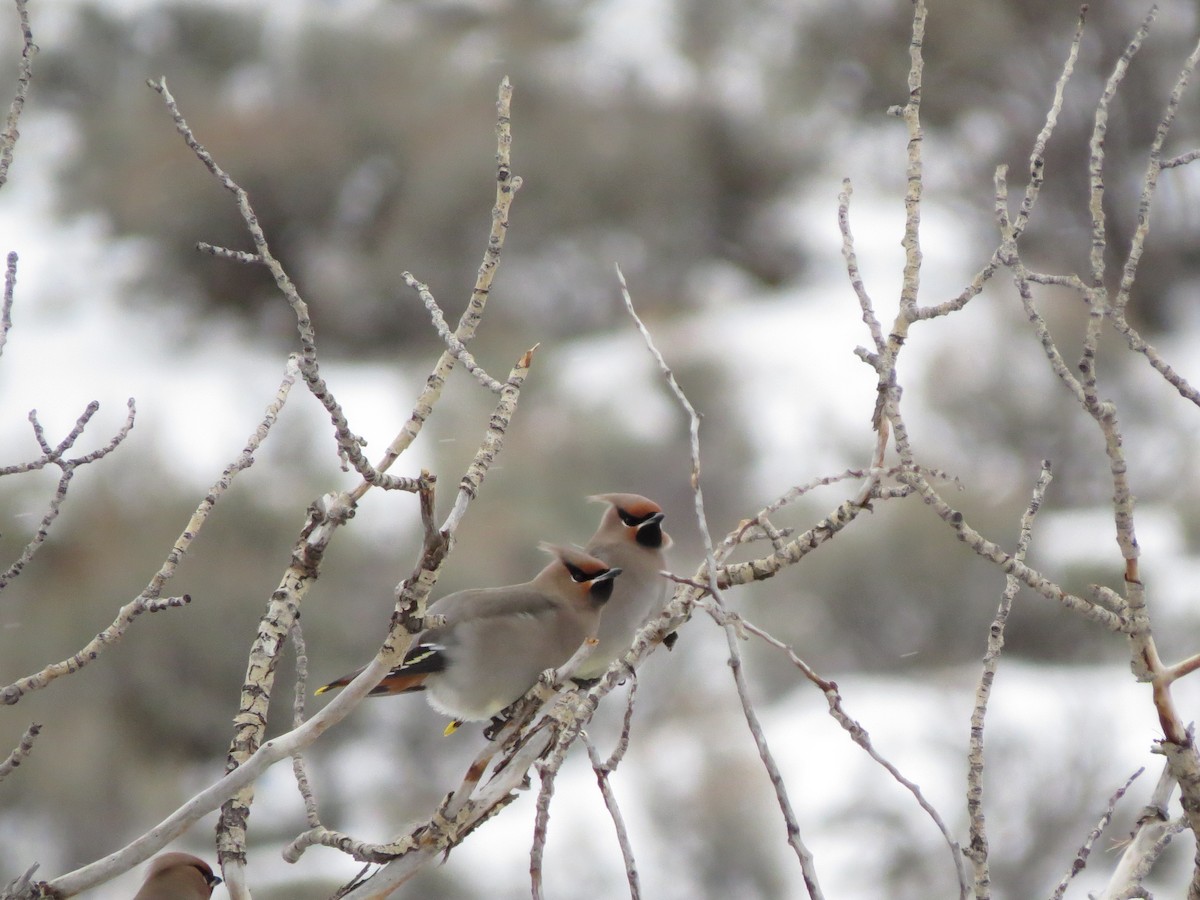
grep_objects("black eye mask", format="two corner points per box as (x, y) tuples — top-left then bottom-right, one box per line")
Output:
(635, 520), (664, 548)
(617, 509), (651, 527)
(564, 561), (617, 583)
(589, 576), (616, 602)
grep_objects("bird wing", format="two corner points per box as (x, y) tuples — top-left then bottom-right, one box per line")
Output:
(428, 585), (558, 629)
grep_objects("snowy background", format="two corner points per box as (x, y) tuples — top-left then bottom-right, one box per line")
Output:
(4, 0), (1200, 897)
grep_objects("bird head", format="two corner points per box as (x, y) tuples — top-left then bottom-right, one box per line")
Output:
(538, 543), (623, 604)
(588, 493), (672, 550)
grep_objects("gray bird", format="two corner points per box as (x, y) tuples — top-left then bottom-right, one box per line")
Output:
(577, 493), (672, 681)
(132, 852), (221, 900)
(317, 544), (621, 732)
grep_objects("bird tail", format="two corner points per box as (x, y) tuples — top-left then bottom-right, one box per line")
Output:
(316, 642), (445, 697)
(314, 669), (429, 696)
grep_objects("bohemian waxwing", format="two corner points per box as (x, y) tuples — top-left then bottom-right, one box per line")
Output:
(576, 493), (672, 680)
(316, 545), (622, 732)
(131, 852), (221, 900)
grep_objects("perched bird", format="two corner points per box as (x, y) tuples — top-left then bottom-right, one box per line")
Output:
(316, 545), (621, 732)
(132, 852), (221, 900)
(577, 493), (673, 681)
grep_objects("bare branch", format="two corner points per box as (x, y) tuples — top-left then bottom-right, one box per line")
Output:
(1098, 764), (1182, 899)
(402, 271), (503, 393)
(0, 465), (72, 593)
(583, 733), (641, 900)
(0, 865), (38, 900)
(356, 77), (523, 501)
(1108, 317), (1200, 408)
(216, 488), (359, 867)
(330, 727), (558, 898)
(148, 77), (415, 494)
(0, 250), (15, 356)
(897, 469), (1127, 631)
(920, 3), (1085, 320)
(1, 595), (193, 705)
(289, 621), (321, 829)
(1014, 4), (1088, 240)
(443, 346), (536, 534)
(1107, 32), (1200, 407)
(721, 610), (967, 897)
(1, 358), (295, 705)
(1113, 34), (1200, 318)
(1051, 767), (1144, 900)
(619, 266), (827, 897)
(597, 670), (638, 772)
(0, 721), (40, 783)
(144, 355), (298, 603)
(1085, 7), (1156, 309)
(1162, 148), (1200, 168)
(0, 0), (35, 190)
(713, 604), (825, 898)
(717, 499), (877, 589)
(1163, 651), (1200, 684)
(195, 242), (260, 264)
(530, 758), (556, 900)
(965, 461), (1053, 895)
(897, 0), (926, 320)
(838, 179), (884, 354)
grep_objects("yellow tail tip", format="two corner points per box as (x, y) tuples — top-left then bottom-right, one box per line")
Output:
(443, 719), (464, 736)
(314, 684), (332, 696)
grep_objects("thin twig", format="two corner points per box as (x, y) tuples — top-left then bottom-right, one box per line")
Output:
(0, 400), (136, 595)
(1113, 33), (1200, 318)
(1077, 8), (1155, 420)
(149, 77), (415, 494)
(2, 359), (295, 704)
(896, 468), (1127, 632)
(1108, 31), (1200, 408)
(402, 272), (503, 392)
(0, 721), (41, 783)
(196, 242), (260, 264)
(1050, 767), (1144, 900)
(0, 0), (36, 190)
(1097, 762), (1179, 899)
(0, 250), (16, 357)
(602, 671), (638, 771)
(618, 266), (826, 898)
(583, 732), (641, 899)
(290, 620), (321, 828)
(965, 460), (1053, 896)
(0, 865), (39, 900)
(897, 0), (926, 320)
(352, 77), (522, 503)
(530, 761), (556, 900)
(915, 3), (1085, 321)
(838, 180), (884, 355)
(328, 727), (558, 898)
(721, 609), (967, 898)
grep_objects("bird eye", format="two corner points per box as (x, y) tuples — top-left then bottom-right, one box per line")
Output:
(619, 509), (655, 527)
